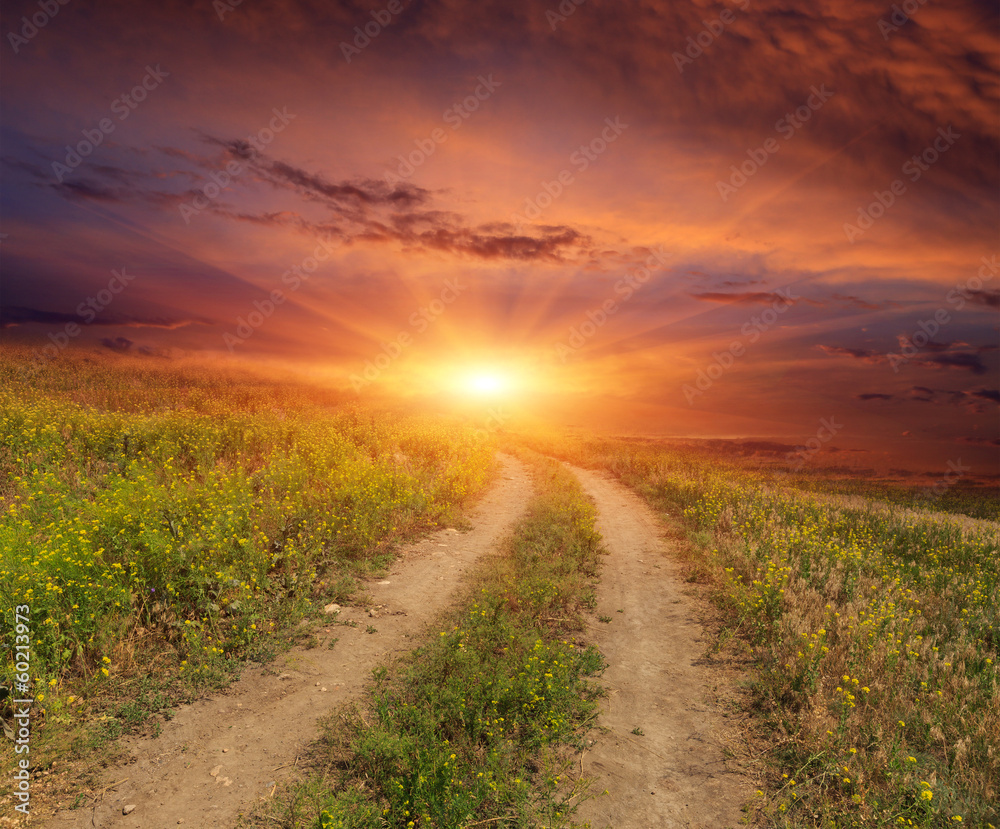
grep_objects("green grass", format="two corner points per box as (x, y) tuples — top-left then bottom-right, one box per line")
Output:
(0, 351), (497, 789)
(258, 454), (607, 829)
(531, 435), (999, 828)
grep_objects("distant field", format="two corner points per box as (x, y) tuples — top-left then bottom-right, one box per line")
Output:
(520, 433), (999, 828)
(0, 352), (496, 751)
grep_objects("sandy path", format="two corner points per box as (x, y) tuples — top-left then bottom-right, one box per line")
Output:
(41, 455), (531, 829)
(567, 464), (750, 829)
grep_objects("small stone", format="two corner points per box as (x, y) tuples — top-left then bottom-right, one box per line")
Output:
(178, 820), (185, 825)
(222, 748), (228, 753)
(210, 765), (222, 777)
(324, 603), (341, 614)
(321, 687), (327, 692)
(368, 609), (378, 618)
(123, 805), (136, 815)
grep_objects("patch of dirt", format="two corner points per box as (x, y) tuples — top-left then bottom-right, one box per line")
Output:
(567, 464), (752, 829)
(39, 455), (531, 829)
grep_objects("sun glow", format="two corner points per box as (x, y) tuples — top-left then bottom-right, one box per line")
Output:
(462, 371), (510, 397)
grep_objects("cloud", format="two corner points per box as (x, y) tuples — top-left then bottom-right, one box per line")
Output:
(821, 338), (996, 374)
(896, 385), (1000, 412)
(692, 291), (889, 310)
(895, 335), (958, 353)
(829, 294), (894, 311)
(917, 351), (988, 375)
(966, 289), (1000, 308)
(972, 388), (1000, 404)
(855, 392), (893, 400)
(35, 137), (598, 264)
(689, 290), (810, 305)
(818, 344), (886, 364)
(0, 305), (205, 330)
(957, 436), (1000, 446)
(100, 336), (134, 352)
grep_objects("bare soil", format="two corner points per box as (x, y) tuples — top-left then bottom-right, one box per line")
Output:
(568, 464), (752, 829)
(34, 456), (756, 829)
(38, 455), (532, 829)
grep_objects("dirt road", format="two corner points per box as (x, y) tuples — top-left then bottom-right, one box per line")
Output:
(568, 464), (751, 829)
(40, 456), (532, 829)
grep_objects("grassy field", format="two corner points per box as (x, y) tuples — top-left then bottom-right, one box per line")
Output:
(4, 351), (996, 828)
(520, 434), (999, 828)
(0, 352), (496, 769)
(256, 453), (607, 829)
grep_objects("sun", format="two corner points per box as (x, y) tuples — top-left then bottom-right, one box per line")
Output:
(464, 372), (508, 396)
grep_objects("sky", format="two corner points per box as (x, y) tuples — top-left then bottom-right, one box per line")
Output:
(1, 0), (998, 474)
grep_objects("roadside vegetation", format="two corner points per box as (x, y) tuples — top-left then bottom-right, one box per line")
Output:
(258, 453), (606, 829)
(520, 433), (998, 828)
(0, 351), (496, 779)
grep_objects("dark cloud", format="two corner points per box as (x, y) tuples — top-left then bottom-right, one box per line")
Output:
(972, 388), (1000, 404)
(856, 392), (893, 400)
(896, 385), (1000, 412)
(917, 351), (988, 375)
(100, 336), (134, 352)
(957, 436), (1000, 446)
(817, 345), (886, 364)
(0, 306), (205, 330)
(690, 290), (810, 306)
(829, 294), (893, 311)
(821, 339), (996, 374)
(693, 291), (888, 310)
(966, 289), (1000, 308)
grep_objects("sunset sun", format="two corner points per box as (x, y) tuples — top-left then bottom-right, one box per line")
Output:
(464, 372), (508, 396)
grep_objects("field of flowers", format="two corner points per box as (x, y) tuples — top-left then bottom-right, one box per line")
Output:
(265, 453), (606, 829)
(518, 435), (998, 828)
(0, 351), (496, 734)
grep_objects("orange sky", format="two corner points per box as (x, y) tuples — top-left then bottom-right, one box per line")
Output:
(2, 0), (998, 473)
